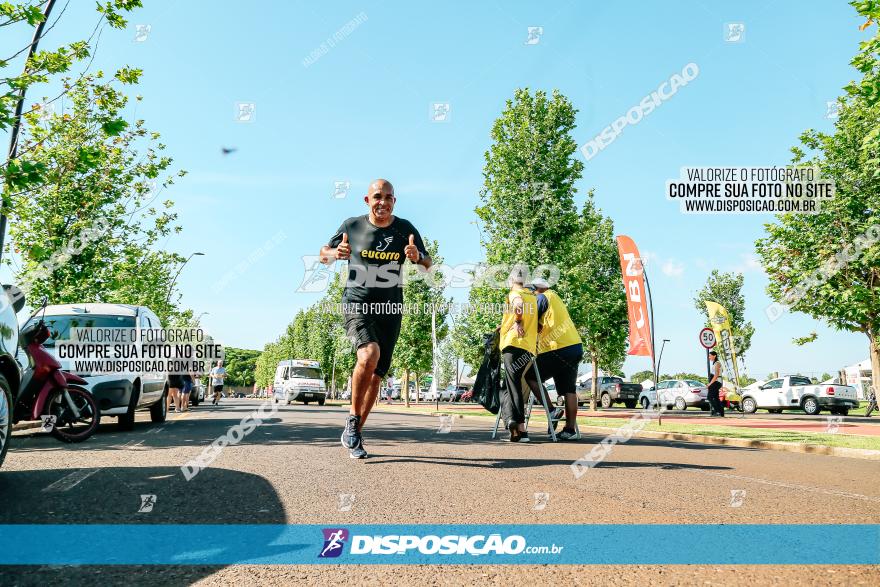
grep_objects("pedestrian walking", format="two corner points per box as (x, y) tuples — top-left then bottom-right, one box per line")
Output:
(167, 374), (181, 413)
(177, 373), (193, 412)
(707, 350), (725, 417)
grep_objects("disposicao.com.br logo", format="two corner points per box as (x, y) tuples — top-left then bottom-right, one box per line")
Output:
(318, 529), (563, 557)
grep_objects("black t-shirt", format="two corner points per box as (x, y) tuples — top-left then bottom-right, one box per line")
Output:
(327, 215), (427, 305)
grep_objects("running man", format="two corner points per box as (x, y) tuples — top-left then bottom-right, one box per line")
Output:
(532, 278), (584, 440)
(210, 360), (226, 405)
(320, 179), (431, 459)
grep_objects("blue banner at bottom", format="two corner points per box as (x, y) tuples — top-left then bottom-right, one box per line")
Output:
(0, 525), (877, 565)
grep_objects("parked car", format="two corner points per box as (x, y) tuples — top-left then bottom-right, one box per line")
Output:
(639, 379), (709, 410)
(740, 375), (858, 415)
(26, 303), (169, 431)
(573, 381), (595, 406)
(542, 382), (566, 407)
(190, 383), (206, 406)
(583, 376), (642, 409)
(424, 386), (453, 401)
(451, 385), (470, 402)
(0, 285), (26, 470)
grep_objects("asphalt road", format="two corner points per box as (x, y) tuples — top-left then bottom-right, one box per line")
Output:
(2, 399), (879, 585)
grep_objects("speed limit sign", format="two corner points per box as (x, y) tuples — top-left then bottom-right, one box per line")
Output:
(699, 328), (716, 349)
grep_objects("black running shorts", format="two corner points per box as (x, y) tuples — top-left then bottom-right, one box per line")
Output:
(344, 312), (402, 377)
(536, 343), (583, 396)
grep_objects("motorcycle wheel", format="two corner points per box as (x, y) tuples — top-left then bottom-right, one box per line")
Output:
(48, 386), (100, 443)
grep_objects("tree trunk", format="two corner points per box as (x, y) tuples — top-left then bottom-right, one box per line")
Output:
(403, 370), (410, 407)
(869, 332), (880, 400)
(589, 353), (598, 411)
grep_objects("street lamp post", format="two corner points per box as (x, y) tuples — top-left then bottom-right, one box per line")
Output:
(165, 252), (204, 305)
(656, 339), (670, 381)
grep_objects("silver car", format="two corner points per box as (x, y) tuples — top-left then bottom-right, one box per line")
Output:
(639, 379), (709, 411)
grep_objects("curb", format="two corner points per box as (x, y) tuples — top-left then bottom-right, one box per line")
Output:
(12, 421), (43, 432)
(378, 407), (880, 461)
(575, 424), (880, 461)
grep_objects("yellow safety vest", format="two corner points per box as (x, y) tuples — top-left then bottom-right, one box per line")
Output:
(500, 287), (538, 353)
(537, 289), (582, 354)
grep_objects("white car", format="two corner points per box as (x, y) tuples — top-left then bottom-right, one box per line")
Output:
(740, 375), (858, 415)
(639, 379), (709, 411)
(26, 303), (169, 430)
(423, 386), (452, 401)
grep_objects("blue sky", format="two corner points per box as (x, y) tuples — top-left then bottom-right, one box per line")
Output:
(1, 1), (873, 379)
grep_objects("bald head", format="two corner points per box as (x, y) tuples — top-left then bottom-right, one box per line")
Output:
(365, 178), (396, 225)
(368, 178), (394, 195)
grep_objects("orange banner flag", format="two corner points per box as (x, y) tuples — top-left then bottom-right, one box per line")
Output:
(616, 235), (653, 358)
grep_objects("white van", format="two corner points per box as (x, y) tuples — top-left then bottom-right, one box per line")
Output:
(273, 359), (327, 405)
(23, 303), (169, 430)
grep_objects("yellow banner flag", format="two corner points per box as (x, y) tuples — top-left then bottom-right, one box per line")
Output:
(704, 301), (742, 389)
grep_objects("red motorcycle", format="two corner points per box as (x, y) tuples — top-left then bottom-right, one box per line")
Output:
(14, 299), (100, 442)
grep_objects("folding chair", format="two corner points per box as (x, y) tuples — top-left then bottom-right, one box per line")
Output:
(492, 360), (576, 442)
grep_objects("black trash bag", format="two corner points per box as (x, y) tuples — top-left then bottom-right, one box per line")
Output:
(473, 329), (501, 415)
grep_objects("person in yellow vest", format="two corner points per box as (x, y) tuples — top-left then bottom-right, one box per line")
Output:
(499, 267), (541, 442)
(531, 278), (584, 440)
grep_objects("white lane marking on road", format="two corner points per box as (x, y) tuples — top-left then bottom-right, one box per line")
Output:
(705, 471), (880, 503)
(42, 469), (99, 492)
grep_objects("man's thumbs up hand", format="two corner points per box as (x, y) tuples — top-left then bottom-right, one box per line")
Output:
(336, 233), (351, 260)
(404, 234), (419, 263)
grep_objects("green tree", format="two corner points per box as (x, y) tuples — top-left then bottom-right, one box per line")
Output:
(455, 88), (584, 370)
(223, 347), (261, 387)
(436, 338), (458, 389)
(630, 370), (655, 384)
(693, 270), (755, 361)
(670, 372), (708, 385)
(755, 31), (880, 396)
(391, 240), (448, 405)
(8, 72), (189, 325)
(254, 341), (282, 389)
(567, 196), (629, 409)
(1, 2), (141, 186)
(846, 1), (880, 173)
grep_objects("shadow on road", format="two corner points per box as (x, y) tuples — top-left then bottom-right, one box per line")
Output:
(363, 454), (733, 471)
(9, 403), (762, 460)
(0, 465), (289, 585)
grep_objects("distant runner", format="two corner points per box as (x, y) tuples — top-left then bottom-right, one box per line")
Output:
(320, 179), (431, 459)
(210, 360), (226, 405)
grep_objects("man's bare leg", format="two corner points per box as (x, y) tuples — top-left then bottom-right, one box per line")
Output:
(351, 343), (380, 424)
(564, 393), (578, 429)
(359, 374), (381, 428)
